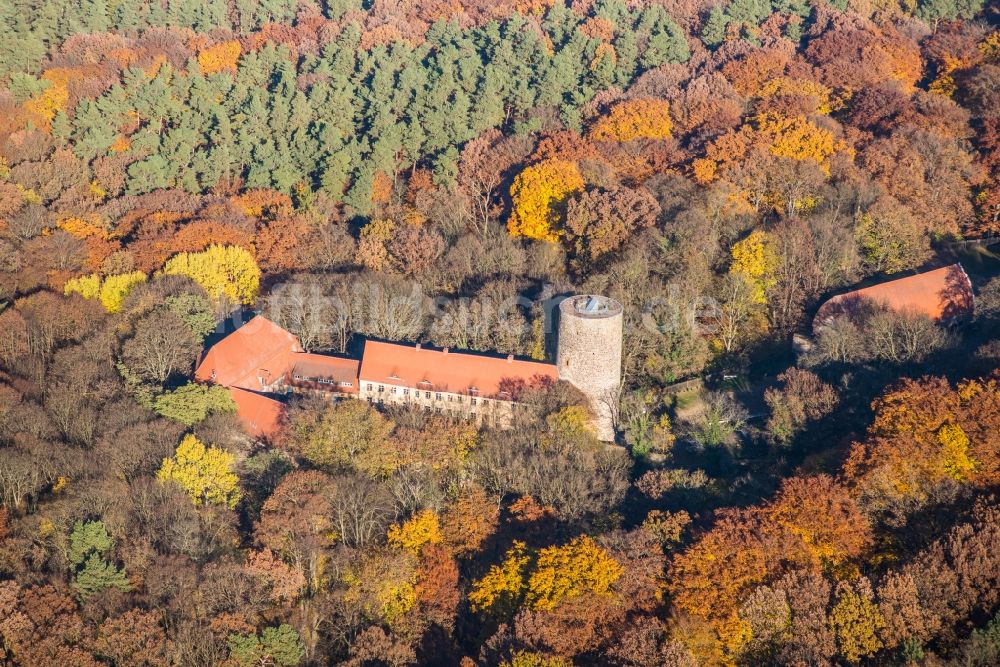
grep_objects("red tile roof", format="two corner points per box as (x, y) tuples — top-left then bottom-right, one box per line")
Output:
(814, 264), (974, 329)
(358, 340), (559, 397)
(195, 315), (302, 390)
(290, 353), (360, 394)
(228, 387), (285, 438)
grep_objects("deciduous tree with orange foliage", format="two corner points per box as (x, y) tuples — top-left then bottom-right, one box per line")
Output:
(844, 375), (1000, 516)
(668, 475), (871, 657)
(695, 113), (848, 184)
(441, 485), (499, 556)
(197, 41), (241, 75)
(589, 99), (673, 142)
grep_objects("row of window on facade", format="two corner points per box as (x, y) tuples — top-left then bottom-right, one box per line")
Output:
(291, 374), (353, 387)
(366, 383), (495, 406)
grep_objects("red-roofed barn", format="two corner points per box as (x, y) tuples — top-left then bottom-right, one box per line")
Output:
(813, 264), (974, 331)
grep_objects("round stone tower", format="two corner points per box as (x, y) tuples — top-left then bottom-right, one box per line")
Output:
(556, 295), (624, 442)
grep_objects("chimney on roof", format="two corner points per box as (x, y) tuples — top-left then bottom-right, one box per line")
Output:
(507, 354), (514, 363)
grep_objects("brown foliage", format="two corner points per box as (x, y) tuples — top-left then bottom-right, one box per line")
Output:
(764, 367), (839, 445)
(531, 130), (598, 164)
(255, 470), (338, 596)
(0, 583), (98, 666)
(860, 128), (983, 236)
(667, 73), (745, 139)
(94, 609), (172, 667)
(668, 475), (870, 652)
(564, 186), (659, 269)
(459, 129), (534, 229)
(805, 20), (922, 93)
(386, 224), (446, 277)
(879, 500), (1000, 648)
(344, 625), (416, 667)
(512, 594), (624, 659)
(441, 484), (499, 556)
(415, 544), (460, 629)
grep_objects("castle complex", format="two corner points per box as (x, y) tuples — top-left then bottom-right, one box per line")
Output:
(195, 294), (625, 441)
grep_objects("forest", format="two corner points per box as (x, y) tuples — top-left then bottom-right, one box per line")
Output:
(2, 0), (1000, 664)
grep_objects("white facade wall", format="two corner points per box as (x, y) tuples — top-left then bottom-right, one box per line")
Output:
(358, 380), (514, 427)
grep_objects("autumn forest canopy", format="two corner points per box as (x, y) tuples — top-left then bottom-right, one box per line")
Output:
(4, 0), (1000, 665)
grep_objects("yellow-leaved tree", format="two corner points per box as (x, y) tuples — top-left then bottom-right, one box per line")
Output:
(469, 541), (530, 615)
(524, 536), (622, 611)
(588, 98), (673, 142)
(162, 244), (260, 307)
(63, 274), (101, 301)
(543, 405), (598, 448)
(843, 376), (1000, 505)
(469, 536), (622, 615)
(500, 652), (571, 667)
(64, 271), (147, 313)
(342, 550), (418, 627)
(694, 113), (849, 184)
(756, 113), (843, 170)
(937, 423), (977, 480)
(99, 272), (148, 312)
(755, 78), (835, 114)
(508, 159), (584, 242)
(729, 230), (778, 305)
(157, 434), (241, 508)
(828, 580), (885, 664)
(387, 509), (443, 554)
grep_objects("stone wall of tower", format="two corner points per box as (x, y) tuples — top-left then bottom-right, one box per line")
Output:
(556, 295), (624, 441)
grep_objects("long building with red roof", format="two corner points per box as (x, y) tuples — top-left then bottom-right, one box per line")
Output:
(357, 340), (560, 422)
(813, 264), (974, 331)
